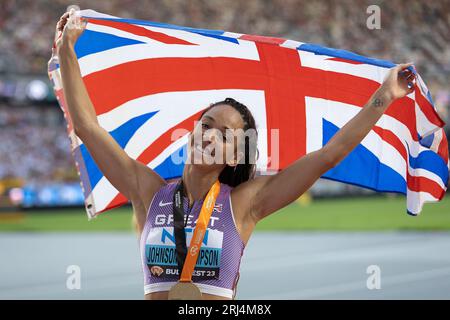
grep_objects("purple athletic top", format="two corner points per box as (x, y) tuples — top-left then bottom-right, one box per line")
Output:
(139, 179), (245, 298)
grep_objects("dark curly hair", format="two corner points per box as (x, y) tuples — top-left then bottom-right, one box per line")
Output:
(199, 97), (259, 187)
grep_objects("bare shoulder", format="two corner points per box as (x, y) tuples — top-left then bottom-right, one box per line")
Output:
(231, 175), (272, 216)
(229, 175), (271, 244)
(135, 161), (167, 208)
(131, 161), (167, 233)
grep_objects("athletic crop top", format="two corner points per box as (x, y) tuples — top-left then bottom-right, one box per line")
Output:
(139, 180), (245, 298)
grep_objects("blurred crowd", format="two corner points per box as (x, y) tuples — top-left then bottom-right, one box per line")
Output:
(1, 0), (449, 84)
(0, 0), (449, 190)
(0, 105), (77, 188)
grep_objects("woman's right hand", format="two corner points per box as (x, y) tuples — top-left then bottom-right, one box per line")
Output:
(54, 9), (87, 56)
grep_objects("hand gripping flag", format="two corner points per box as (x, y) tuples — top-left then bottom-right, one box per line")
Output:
(48, 9), (449, 219)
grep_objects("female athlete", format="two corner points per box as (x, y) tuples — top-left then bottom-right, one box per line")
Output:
(55, 10), (416, 300)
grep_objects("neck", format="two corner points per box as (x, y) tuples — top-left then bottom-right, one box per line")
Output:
(182, 164), (221, 206)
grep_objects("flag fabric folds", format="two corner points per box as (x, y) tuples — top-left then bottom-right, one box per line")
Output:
(48, 9), (449, 219)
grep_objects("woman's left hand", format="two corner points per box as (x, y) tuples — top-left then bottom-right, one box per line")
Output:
(379, 62), (416, 102)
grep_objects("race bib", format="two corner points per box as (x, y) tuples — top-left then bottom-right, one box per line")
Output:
(145, 227), (223, 280)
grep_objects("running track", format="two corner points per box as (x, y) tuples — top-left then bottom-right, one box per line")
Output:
(1, 232), (449, 299)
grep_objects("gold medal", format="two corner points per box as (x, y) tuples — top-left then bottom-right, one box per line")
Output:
(168, 281), (202, 300)
(167, 180), (221, 300)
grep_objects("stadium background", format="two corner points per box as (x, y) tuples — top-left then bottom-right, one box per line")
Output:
(1, 0), (450, 299)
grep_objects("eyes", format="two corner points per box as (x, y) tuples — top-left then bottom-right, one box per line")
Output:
(201, 123), (232, 143)
(201, 123), (210, 130)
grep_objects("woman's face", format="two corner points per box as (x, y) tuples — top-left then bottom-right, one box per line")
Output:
(188, 104), (245, 168)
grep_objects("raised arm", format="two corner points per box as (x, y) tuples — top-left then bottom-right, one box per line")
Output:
(233, 63), (416, 224)
(55, 11), (165, 230)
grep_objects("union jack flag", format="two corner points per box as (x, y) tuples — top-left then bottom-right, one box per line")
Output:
(48, 9), (449, 219)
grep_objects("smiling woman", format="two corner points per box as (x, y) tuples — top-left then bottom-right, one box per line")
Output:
(55, 8), (418, 300)
(187, 97), (259, 187)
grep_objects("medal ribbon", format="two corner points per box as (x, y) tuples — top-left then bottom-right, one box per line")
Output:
(172, 179), (221, 282)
